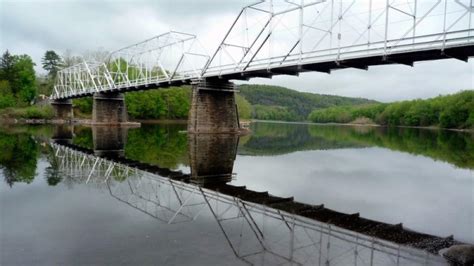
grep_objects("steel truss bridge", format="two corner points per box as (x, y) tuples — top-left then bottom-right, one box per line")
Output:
(52, 0), (474, 100)
(50, 141), (456, 265)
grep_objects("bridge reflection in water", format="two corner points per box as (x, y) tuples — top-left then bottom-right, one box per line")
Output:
(49, 126), (448, 266)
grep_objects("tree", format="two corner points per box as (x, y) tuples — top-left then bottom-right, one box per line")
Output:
(0, 50), (16, 81)
(14, 55), (36, 104)
(0, 51), (36, 106)
(42, 50), (62, 78)
(0, 80), (15, 108)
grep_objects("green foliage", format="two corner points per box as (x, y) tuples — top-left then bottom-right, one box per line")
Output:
(236, 94), (252, 119)
(239, 122), (473, 169)
(126, 87), (191, 120)
(125, 124), (189, 169)
(72, 127), (94, 149)
(73, 97), (93, 115)
(0, 105), (54, 119)
(309, 90), (474, 129)
(0, 80), (15, 108)
(0, 50), (16, 81)
(239, 122), (362, 156)
(0, 51), (37, 107)
(14, 55), (37, 103)
(307, 125), (474, 169)
(23, 106), (54, 119)
(126, 91), (168, 119)
(240, 84), (376, 121)
(253, 105), (300, 121)
(42, 50), (62, 78)
(0, 132), (39, 186)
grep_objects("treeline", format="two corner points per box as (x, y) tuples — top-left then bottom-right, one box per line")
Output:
(0, 51), (36, 108)
(308, 90), (474, 129)
(0, 50), (66, 119)
(239, 84), (376, 121)
(74, 87), (253, 120)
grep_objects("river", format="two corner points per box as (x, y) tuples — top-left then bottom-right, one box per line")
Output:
(0, 122), (472, 265)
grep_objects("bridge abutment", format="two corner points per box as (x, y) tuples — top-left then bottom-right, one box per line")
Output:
(51, 99), (73, 120)
(92, 92), (128, 125)
(188, 80), (240, 134)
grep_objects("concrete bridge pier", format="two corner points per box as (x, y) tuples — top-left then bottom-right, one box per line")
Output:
(188, 80), (240, 134)
(188, 133), (239, 186)
(92, 92), (128, 125)
(51, 99), (73, 120)
(92, 126), (129, 158)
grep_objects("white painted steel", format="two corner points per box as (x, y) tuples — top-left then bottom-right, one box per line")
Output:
(52, 0), (474, 100)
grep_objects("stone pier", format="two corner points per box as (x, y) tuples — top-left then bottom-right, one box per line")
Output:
(51, 99), (73, 120)
(188, 133), (239, 186)
(92, 126), (129, 158)
(187, 80), (240, 134)
(92, 92), (128, 125)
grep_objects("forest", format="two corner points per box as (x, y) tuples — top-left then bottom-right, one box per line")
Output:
(239, 84), (376, 121)
(73, 88), (253, 120)
(0, 51), (36, 109)
(308, 90), (474, 129)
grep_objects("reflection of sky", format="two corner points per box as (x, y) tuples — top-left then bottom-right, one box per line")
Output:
(0, 159), (245, 266)
(232, 147), (474, 243)
(1, 155), (449, 266)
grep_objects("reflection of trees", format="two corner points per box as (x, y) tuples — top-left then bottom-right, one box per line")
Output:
(240, 123), (473, 169)
(71, 124), (189, 170)
(72, 127), (94, 149)
(44, 145), (61, 186)
(0, 132), (39, 187)
(124, 124), (189, 169)
(239, 123), (364, 156)
(308, 125), (474, 169)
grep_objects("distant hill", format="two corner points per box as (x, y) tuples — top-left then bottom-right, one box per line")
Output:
(239, 84), (377, 121)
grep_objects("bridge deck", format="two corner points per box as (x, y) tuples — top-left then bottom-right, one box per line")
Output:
(54, 44), (474, 100)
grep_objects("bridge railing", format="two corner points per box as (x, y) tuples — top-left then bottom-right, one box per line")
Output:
(203, 29), (474, 76)
(106, 31), (209, 89)
(51, 0), (474, 100)
(202, 0), (474, 76)
(51, 31), (209, 100)
(53, 60), (115, 99)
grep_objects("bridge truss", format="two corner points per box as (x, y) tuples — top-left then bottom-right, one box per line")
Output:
(50, 141), (447, 265)
(51, 0), (474, 100)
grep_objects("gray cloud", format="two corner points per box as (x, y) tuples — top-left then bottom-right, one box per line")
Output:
(0, 0), (472, 102)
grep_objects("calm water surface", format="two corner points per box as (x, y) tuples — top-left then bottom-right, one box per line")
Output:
(1, 122), (473, 265)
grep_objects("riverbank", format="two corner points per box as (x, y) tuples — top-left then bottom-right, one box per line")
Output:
(2, 116), (472, 133)
(251, 119), (474, 133)
(308, 90), (474, 130)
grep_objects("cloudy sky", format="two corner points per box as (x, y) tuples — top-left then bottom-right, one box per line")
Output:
(1, 0), (472, 102)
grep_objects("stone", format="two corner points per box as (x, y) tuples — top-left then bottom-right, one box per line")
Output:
(51, 99), (73, 120)
(92, 92), (128, 125)
(92, 126), (128, 158)
(188, 133), (238, 185)
(441, 244), (474, 265)
(187, 80), (240, 134)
